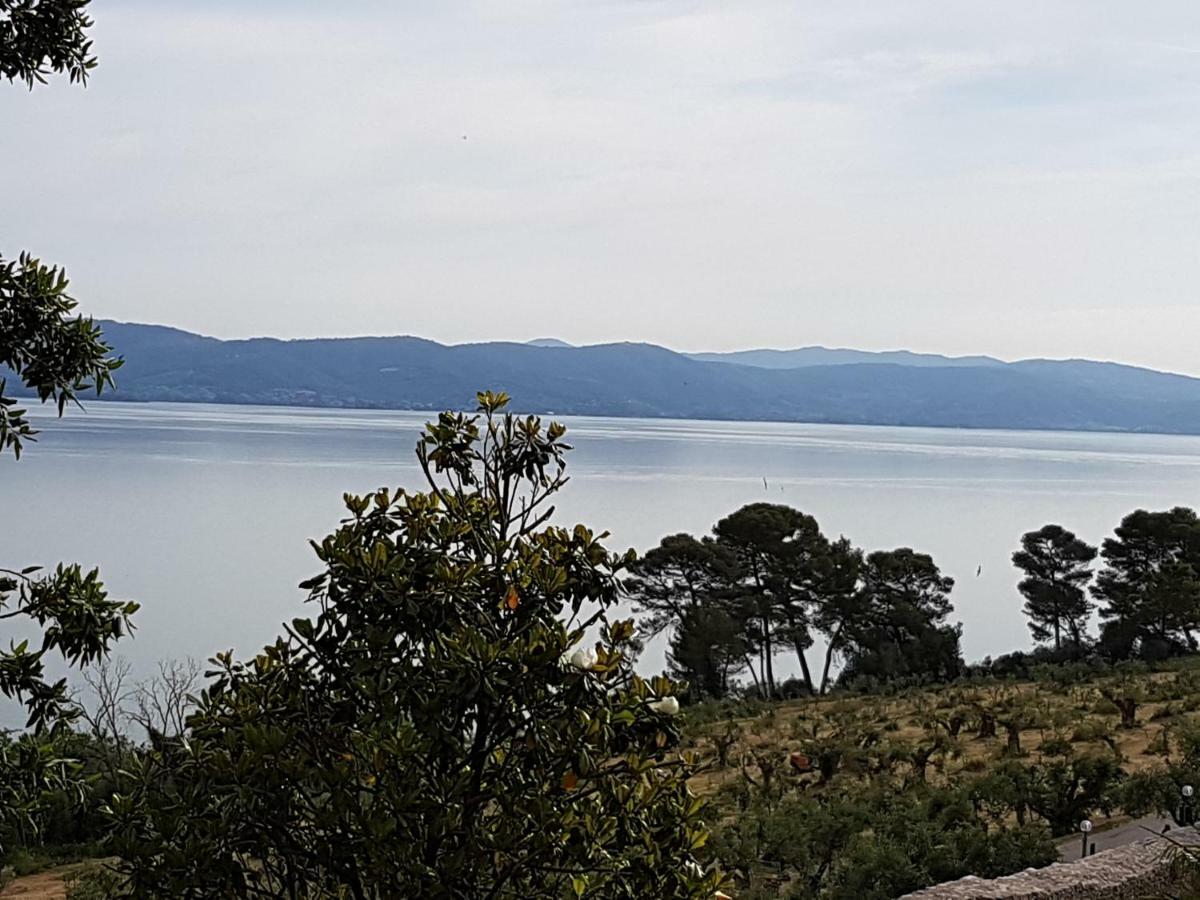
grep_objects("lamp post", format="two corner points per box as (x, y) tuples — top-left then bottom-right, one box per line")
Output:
(1182, 785), (1195, 826)
(1080, 819), (1093, 859)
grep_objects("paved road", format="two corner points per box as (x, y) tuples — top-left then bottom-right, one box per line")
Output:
(1057, 816), (1175, 861)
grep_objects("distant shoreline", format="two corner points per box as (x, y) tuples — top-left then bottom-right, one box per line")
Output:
(21, 393), (1200, 441)
(25, 319), (1194, 439)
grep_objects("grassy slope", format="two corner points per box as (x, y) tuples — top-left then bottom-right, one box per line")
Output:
(683, 660), (1200, 810)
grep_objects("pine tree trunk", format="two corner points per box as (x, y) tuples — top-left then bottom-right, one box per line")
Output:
(794, 640), (815, 695)
(819, 623), (843, 695)
(763, 625), (777, 698)
(1004, 722), (1021, 756)
(977, 712), (996, 739)
(744, 655), (764, 699)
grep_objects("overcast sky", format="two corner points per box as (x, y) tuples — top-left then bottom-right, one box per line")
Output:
(5, 1), (1200, 373)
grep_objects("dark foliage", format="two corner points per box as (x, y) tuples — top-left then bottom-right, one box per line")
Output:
(1013, 524), (1096, 649)
(0, 0), (95, 87)
(1094, 508), (1200, 657)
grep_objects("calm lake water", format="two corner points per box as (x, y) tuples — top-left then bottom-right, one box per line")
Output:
(5, 401), (1200, 705)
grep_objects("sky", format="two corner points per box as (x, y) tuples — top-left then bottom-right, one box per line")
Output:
(5, 1), (1200, 373)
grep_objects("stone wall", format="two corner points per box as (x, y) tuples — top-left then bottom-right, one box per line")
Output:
(900, 833), (1198, 900)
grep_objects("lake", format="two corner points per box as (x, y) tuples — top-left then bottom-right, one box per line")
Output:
(5, 401), (1200, 702)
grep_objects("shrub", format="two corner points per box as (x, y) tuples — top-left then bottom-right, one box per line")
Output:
(109, 394), (724, 899)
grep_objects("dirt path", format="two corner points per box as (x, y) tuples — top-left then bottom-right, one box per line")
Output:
(0, 869), (67, 899)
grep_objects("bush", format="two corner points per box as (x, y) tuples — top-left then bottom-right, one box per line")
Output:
(1070, 718), (1111, 743)
(66, 863), (128, 900)
(109, 394), (725, 899)
(714, 784), (1055, 899)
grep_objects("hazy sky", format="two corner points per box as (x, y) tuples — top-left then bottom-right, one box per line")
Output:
(5, 2), (1200, 373)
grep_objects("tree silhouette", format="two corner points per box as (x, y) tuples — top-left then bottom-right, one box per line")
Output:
(667, 604), (747, 700)
(1012, 524), (1096, 650)
(840, 548), (962, 685)
(1094, 507), (1200, 657)
(712, 503), (818, 696)
(625, 532), (737, 639)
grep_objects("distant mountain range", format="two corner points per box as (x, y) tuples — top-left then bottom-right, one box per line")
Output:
(687, 347), (1005, 369)
(19, 320), (1200, 434)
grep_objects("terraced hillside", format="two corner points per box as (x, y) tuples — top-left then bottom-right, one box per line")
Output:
(682, 660), (1200, 899)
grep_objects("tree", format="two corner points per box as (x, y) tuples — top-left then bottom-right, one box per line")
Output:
(1, 252), (120, 458)
(809, 537), (865, 695)
(1012, 524), (1096, 650)
(713, 782), (1054, 898)
(839, 548), (962, 686)
(110, 393), (724, 899)
(667, 604), (746, 701)
(0, 565), (136, 730)
(975, 754), (1122, 837)
(625, 532), (738, 639)
(1094, 508), (1200, 657)
(1, 0), (97, 88)
(3, 4), (118, 459)
(712, 503), (832, 696)
(1, 5), (134, 862)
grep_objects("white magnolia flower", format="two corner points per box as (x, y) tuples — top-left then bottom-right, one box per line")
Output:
(649, 696), (680, 716)
(565, 647), (596, 671)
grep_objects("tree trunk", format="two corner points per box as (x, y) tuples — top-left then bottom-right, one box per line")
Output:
(819, 623), (843, 695)
(977, 712), (996, 739)
(1003, 721), (1021, 756)
(744, 655), (764, 699)
(763, 620), (777, 698)
(1068, 618), (1082, 648)
(1119, 699), (1137, 729)
(1100, 689), (1137, 728)
(794, 639), (816, 695)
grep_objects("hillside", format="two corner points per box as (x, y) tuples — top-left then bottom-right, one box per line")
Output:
(29, 320), (1200, 434)
(687, 346), (1005, 369)
(683, 659), (1200, 897)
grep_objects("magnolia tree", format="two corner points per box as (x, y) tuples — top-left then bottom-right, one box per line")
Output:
(1, 0), (137, 857)
(110, 393), (723, 899)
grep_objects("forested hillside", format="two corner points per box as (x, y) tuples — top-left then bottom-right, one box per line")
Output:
(35, 321), (1200, 435)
